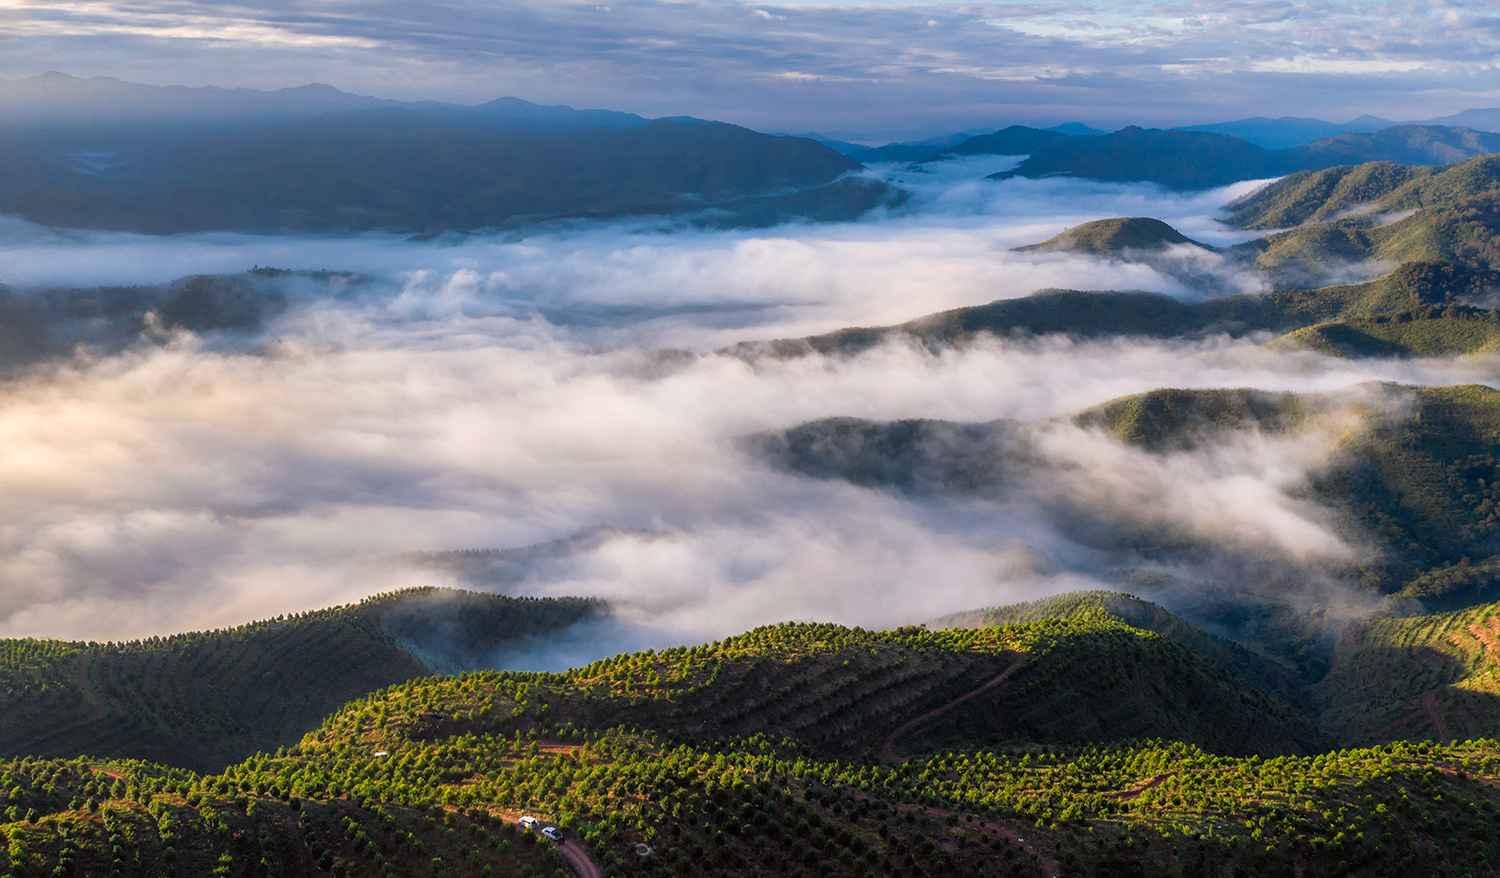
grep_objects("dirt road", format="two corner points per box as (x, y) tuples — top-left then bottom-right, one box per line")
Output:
(490, 808), (603, 878)
(880, 653), (1026, 763)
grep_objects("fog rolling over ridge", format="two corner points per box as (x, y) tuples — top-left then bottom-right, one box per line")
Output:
(0, 167), (1493, 670)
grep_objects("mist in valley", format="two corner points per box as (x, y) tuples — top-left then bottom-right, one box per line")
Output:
(0, 166), (1495, 671)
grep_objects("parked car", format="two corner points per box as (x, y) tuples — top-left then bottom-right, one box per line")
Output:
(541, 826), (564, 843)
(518, 816), (539, 829)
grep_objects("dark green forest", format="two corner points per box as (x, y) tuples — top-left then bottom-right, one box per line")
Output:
(8, 604), (1500, 877)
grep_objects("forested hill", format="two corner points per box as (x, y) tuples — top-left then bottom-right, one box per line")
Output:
(0, 587), (605, 771)
(726, 261), (1500, 359)
(6, 595), (1500, 876)
(6, 605), (1500, 878)
(0, 111), (888, 233)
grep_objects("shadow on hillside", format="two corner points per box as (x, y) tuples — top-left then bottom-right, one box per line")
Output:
(1316, 641), (1500, 747)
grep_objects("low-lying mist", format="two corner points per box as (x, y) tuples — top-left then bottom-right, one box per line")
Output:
(0, 164), (1491, 671)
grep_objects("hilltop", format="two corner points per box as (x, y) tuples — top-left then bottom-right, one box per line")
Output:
(0, 587), (605, 771)
(1225, 154), (1500, 283)
(1013, 217), (1210, 256)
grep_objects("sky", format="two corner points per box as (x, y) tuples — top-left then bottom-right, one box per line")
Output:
(0, 0), (1496, 136)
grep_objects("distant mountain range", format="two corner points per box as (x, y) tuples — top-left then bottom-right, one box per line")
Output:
(0, 71), (655, 138)
(7, 72), (1500, 233)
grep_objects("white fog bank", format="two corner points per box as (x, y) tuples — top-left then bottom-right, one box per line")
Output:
(0, 165), (1491, 667)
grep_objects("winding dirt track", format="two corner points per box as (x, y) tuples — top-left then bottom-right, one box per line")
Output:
(554, 839), (602, 878)
(490, 808), (603, 878)
(1424, 691), (1450, 744)
(880, 653), (1027, 763)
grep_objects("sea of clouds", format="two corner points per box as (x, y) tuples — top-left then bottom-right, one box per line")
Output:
(0, 161), (1494, 668)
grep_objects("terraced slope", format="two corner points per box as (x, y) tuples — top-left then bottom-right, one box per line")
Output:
(13, 734), (1500, 878)
(0, 588), (604, 771)
(7, 601), (1500, 877)
(317, 618), (1325, 760)
(1315, 601), (1500, 745)
(931, 591), (1304, 705)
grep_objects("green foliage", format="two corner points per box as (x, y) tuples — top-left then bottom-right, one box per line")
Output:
(931, 591), (1305, 705)
(759, 382), (1500, 606)
(1317, 601), (1500, 746)
(1071, 388), (1310, 451)
(305, 617), (1322, 761)
(1014, 216), (1208, 255)
(1228, 154), (1500, 279)
(1270, 307), (1500, 358)
(0, 588), (605, 772)
(8, 711), (1500, 877)
(731, 261), (1500, 359)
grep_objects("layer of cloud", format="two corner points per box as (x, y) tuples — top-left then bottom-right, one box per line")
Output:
(0, 171), (1494, 669)
(0, 1), (1497, 134)
(0, 169), (1271, 349)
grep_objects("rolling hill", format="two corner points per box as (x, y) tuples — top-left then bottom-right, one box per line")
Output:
(6, 598), (1500, 877)
(725, 261), (1500, 360)
(978, 124), (1500, 191)
(1226, 154), (1500, 282)
(0, 588), (605, 771)
(1315, 600), (1500, 745)
(1013, 216), (1210, 255)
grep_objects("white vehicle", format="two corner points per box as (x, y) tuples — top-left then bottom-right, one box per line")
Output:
(541, 826), (564, 843)
(518, 816), (540, 829)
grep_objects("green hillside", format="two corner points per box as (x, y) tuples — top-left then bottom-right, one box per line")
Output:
(727, 261), (1500, 359)
(930, 591), (1304, 702)
(1070, 383), (1500, 603)
(1269, 309), (1500, 358)
(1230, 154), (1500, 230)
(0, 588), (605, 772)
(1070, 388), (1309, 451)
(1013, 217), (1209, 255)
(301, 618), (1319, 761)
(6, 613), (1500, 877)
(1227, 154), (1500, 280)
(1315, 601), (1500, 746)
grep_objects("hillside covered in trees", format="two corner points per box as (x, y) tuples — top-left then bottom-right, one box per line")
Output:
(6, 598), (1500, 877)
(0, 588), (605, 772)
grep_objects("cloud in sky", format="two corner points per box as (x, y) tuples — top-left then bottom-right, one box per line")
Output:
(0, 0), (1495, 134)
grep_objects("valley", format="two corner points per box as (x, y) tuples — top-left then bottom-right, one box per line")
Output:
(5, 71), (1500, 878)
